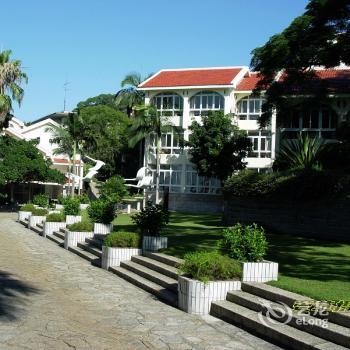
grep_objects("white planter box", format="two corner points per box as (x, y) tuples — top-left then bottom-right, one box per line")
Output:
(79, 203), (89, 210)
(55, 204), (64, 210)
(66, 215), (82, 225)
(242, 260), (278, 282)
(64, 230), (94, 249)
(48, 210), (61, 214)
(94, 223), (113, 234)
(28, 215), (46, 229)
(43, 221), (66, 237)
(102, 246), (142, 270)
(142, 236), (168, 252)
(18, 211), (31, 222)
(178, 276), (241, 315)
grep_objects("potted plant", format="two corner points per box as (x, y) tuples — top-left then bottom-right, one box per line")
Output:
(63, 197), (82, 225)
(87, 200), (114, 234)
(18, 203), (36, 222)
(102, 231), (141, 270)
(32, 193), (49, 208)
(132, 201), (169, 252)
(43, 212), (66, 237)
(77, 194), (90, 210)
(218, 223), (278, 282)
(178, 251), (241, 315)
(28, 208), (48, 229)
(55, 195), (67, 210)
(64, 221), (94, 249)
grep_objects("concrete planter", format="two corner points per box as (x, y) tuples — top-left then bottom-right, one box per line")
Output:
(18, 211), (31, 222)
(242, 260), (278, 282)
(55, 204), (64, 210)
(43, 221), (66, 237)
(64, 230), (94, 249)
(178, 276), (241, 315)
(79, 203), (89, 210)
(94, 223), (113, 235)
(101, 246), (142, 270)
(28, 215), (46, 229)
(66, 215), (82, 225)
(142, 236), (168, 252)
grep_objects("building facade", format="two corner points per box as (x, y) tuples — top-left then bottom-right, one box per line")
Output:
(138, 66), (350, 212)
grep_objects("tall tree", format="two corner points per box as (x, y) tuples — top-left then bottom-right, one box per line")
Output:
(251, 0), (350, 126)
(128, 104), (181, 204)
(77, 93), (116, 109)
(0, 50), (27, 129)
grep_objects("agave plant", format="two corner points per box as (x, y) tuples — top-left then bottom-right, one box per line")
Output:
(278, 133), (325, 170)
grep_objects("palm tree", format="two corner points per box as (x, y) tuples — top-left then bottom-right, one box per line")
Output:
(128, 104), (182, 204)
(0, 50), (27, 129)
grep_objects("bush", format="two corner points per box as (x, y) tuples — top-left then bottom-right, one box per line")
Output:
(46, 213), (65, 222)
(67, 221), (93, 232)
(87, 200), (115, 224)
(76, 194), (90, 204)
(58, 195), (69, 205)
(63, 197), (80, 216)
(19, 203), (35, 212)
(131, 201), (169, 236)
(318, 142), (350, 170)
(218, 223), (268, 262)
(33, 194), (49, 208)
(31, 208), (48, 216)
(100, 175), (128, 204)
(104, 231), (140, 248)
(178, 251), (241, 283)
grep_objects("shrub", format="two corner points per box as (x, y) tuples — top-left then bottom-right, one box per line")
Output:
(318, 142), (350, 170)
(76, 194), (90, 204)
(178, 251), (241, 283)
(33, 194), (49, 208)
(131, 201), (169, 236)
(218, 223), (268, 262)
(31, 208), (48, 216)
(46, 213), (65, 222)
(63, 197), (80, 216)
(67, 221), (93, 232)
(100, 175), (128, 204)
(104, 231), (140, 248)
(19, 203), (35, 212)
(87, 200), (115, 224)
(58, 195), (69, 205)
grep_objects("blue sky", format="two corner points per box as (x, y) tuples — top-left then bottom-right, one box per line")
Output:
(2, 0), (308, 122)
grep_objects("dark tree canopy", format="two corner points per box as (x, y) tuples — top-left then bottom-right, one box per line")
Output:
(77, 94), (116, 109)
(186, 111), (251, 181)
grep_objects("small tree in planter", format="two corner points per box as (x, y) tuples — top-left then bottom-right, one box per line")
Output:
(64, 221), (94, 249)
(28, 208), (48, 229)
(43, 212), (66, 237)
(55, 195), (68, 210)
(18, 203), (35, 222)
(77, 194), (90, 210)
(63, 197), (81, 224)
(87, 200), (115, 234)
(102, 231), (141, 269)
(32, 194), (49, 208)
(178, 251), (241, 315)
(218, 223), (278, 282)
(131, 201), (169, 252)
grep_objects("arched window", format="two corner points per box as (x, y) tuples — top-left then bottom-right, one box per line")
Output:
(152, 93), (183, 116)
(237, 96), (264, 120)
(189, 91), (224, 116)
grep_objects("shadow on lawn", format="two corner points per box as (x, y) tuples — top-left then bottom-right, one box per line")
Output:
(168, 212), (223, 227)
(0, 271), (40, 321)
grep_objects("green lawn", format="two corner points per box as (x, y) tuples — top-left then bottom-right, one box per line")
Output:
(114, 212), (350, 301)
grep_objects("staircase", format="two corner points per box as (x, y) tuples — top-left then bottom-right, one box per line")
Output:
(211, 282), (350, 350)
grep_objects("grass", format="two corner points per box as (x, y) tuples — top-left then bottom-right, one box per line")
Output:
(114, 211), (350, 301)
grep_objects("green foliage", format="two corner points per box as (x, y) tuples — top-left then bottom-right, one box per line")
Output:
(77, 94), (117, 109)
(46, 212), (65, 222)
(31, 208), (48, 216)
(336, 121), (350, 142)
(131, 201), (169, 236)
(76, 194), (90, 204)
(218, 223), (268, 262)
(186, 111), (251, 181)
(67, 221), (93, 232)
(104, 231), (140, 248)
(63, 197), (80, 216)
(19, 203), (35, 212)
(57, 195), (69, 205)
(178, 251), (241, 283)
(87, 200), (115, 224)
(99, 175), (128, 204)
(318, 142), (350, 170)
(32, 194), (49, 208)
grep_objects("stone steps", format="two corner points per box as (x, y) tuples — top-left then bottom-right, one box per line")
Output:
(143, 252), (184, 268)
(53, 230), (65, 240)
(67, 246), (101, 267)
(31, 225), (43, 235)
(85, 237), (103, 249)
(46, 234), (64, 247)
(77, 241), (102, 258)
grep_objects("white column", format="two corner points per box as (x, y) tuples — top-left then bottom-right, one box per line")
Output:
(271, 108), (277, 160)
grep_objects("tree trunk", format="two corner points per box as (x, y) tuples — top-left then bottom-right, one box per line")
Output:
(155, 137), (161, 204)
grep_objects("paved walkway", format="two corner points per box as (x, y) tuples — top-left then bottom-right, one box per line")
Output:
(0, 213), (281, 350)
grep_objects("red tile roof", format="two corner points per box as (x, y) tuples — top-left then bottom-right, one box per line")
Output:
(53, 158), (81, 164)
(139, 68), (244, 88)
(236, 72), (261, 91)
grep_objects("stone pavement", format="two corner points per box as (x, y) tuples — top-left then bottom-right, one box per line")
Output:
(0, 212), (282, 350)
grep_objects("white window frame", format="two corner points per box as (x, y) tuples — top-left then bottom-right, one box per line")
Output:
(148, 164), (183, 193)
(189, 91), (224, 116)
(153, 93), (183, 117)
(247, 130), (272, 158)
(237, 97), (263, 120)
(185, 165), (221, 195)
(149, 132), (182, 155)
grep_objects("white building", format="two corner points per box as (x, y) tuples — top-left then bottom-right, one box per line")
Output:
(138, 66), (350, 212)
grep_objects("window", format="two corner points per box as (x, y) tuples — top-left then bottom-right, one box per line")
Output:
(237, 97), (263, 120)
(153, 93), (183, 116)
(148, 164), (182, 193)
(247, 130), (271, 158)
(185, 165), (221, 194)
(190, 91), (224, 116)
(149, 132), (183, 154)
